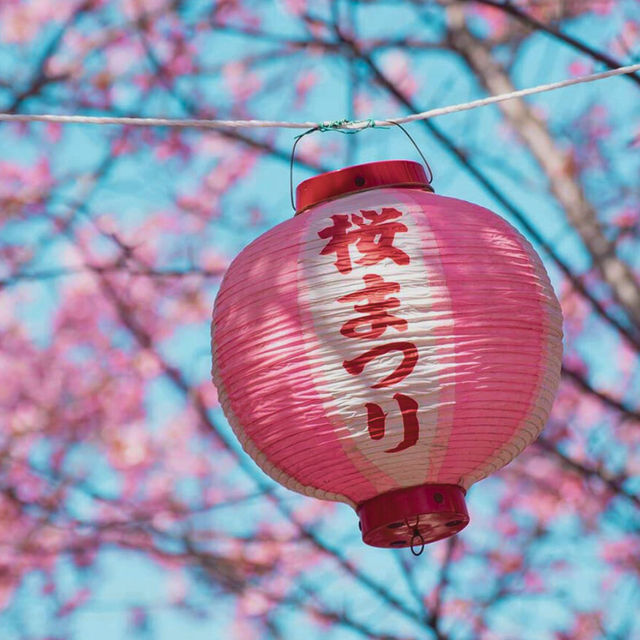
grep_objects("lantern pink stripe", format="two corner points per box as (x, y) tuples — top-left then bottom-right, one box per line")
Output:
(464, 233), (562, 486)
(408, 191), (561, 487)
(212, 217), (378, 506)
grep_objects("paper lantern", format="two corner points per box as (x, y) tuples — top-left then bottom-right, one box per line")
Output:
(211, 160), (562, 550)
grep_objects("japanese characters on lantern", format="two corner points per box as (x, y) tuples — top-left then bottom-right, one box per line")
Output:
(317, 207), (421, 454)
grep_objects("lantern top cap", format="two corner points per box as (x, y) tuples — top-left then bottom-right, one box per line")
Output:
(295, 160), (433, 214)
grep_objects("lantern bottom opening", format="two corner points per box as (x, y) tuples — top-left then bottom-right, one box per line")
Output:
(356, 483), (469, 549)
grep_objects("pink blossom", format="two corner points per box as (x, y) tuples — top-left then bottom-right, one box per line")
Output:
(282, 0), (307, 16)
(121, 0), (171, 21)
(468, 5), (509, 39)
(294, 70), (317, 108)
(56, 587), (91, 618)
(380, 50), (419, 98)
(0, 0), (73, 44)
(223, 61), (263, 102)
(568, 60), (593, 77)
(601, 537), (640, 564)
(238, 589), (270, 617)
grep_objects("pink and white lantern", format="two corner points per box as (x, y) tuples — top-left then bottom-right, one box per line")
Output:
(211, 160), (563, 549)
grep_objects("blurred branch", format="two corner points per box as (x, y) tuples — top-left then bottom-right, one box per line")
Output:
(429, 537), (456, 639)
(276, 582), (415, 640)
(445, 3), (640, 329)
(209, 19), (445, 52)
(135, 24), (329, 172)
(465, 0), (640, 88)
(6, 2), (91, 111)
(562, 365), (640, 422)
(537, 437), (640, 509)
(396, 552), (427, 618)
(0, 264), (224, 288)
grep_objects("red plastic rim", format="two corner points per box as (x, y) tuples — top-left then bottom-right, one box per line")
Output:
(357, 484), (469, 549)
(295, 160), (433, 214)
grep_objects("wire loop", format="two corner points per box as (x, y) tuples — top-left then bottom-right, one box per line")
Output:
(289, 127), (319, 210)
(384, 121), (433, 184)
(289, 120), (433, 210)
(411, 529), (425, 556)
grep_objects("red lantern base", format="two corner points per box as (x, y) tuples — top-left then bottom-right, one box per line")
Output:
(357, 484), (469, 550)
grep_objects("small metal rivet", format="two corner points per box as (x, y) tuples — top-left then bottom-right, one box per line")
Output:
(355, 175), (365, 186)
(434, 492), (444, 503)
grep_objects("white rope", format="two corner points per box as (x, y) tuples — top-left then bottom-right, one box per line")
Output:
(0, 63), (638, 131)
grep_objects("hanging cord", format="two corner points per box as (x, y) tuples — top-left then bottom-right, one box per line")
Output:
(0, 63), (637, 131)
(289, 120), (433, 210)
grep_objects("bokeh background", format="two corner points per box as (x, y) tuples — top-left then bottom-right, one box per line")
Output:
(0, 1), (639, 638)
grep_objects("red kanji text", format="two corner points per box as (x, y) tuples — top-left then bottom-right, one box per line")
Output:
(366, 393), (419, 453)
(337, 273), (408, 340)
(343, 342), (418, 388)
(318, 207), (410, 274)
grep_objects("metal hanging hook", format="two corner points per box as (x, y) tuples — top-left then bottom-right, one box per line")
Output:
(289, 120), (434, 211)
(383, 121), (433, 184)
(289, 127), (317, 210)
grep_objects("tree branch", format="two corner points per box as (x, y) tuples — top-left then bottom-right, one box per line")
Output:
(562, 365), (640, 422)
(465, 0), (640, 88)
(537, 437), (640, 509)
